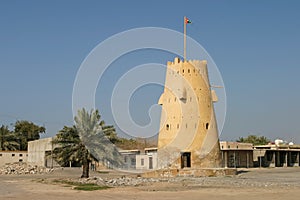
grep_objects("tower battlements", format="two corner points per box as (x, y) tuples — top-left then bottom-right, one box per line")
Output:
(167, 57), (207, 66)
(166, 57), (210, 86)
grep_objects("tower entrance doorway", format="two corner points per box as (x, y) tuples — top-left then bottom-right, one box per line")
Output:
(181, 152), (191, 168)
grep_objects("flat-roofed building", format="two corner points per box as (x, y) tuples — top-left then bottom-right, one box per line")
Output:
(136, 147), (157, 170)
(0, 151), (28, 166)
(27, 137), (59, 168)
(220, 141), (253, 168)
(254, 144), (300, 167)
(119, 149), (140, 169)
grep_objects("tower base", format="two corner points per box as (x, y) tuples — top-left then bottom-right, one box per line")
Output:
(142, 168), (237, 178)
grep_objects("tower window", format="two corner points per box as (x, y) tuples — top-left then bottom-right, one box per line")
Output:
(205, 123), (209, 130)
(188, 69), (190, 73)
(182, 69), (184, 73)
(177, 124), (179, 129)
(166, 124), (170, 130)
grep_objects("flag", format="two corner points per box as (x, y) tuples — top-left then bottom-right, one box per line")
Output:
(185, 17), (192, 24)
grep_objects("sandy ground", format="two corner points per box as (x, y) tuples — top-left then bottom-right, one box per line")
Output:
(1, 167), (300, 200)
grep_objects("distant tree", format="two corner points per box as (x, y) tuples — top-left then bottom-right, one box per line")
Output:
(0, 125), (20, 151)
(14, 121), (45, 150)
(115, 137), (139, 150)
(237, 135), (270, 145)
(114, 136), (157, 150)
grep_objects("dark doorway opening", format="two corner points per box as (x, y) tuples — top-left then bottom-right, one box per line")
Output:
(181, 152), (191, 168)
(149, 157), (153, 169)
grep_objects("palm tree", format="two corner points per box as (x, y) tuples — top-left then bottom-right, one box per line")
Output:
(99, 120), (120, 144)
(75, 109), (123, 176)
(95, 110), (119, 143)
(0, 125), (20, 151)
(53, 108), (123, 178)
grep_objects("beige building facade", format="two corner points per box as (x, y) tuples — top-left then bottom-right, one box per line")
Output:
(220, 141), (253, 168)
(0, 151), (28, 166)
(157, 58), (221, 169)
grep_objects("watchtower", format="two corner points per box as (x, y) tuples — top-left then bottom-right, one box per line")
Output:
(157, 57), (221, 169)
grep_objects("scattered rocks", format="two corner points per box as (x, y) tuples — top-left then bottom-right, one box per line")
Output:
(63, 174), (300, 189)
(0, 162), (54, 175)
(65, 176), (167, 187)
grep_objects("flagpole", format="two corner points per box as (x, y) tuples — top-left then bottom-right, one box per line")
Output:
(184, 16), (186, 61)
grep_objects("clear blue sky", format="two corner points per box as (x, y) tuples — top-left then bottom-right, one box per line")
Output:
(0, 0), (299, 143)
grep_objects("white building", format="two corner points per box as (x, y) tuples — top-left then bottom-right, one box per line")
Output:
(136, 148), (158, 170)
(27, 137), (59, 168)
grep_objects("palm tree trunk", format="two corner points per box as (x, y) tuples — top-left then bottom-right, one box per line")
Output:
(81, 149), (90, 178)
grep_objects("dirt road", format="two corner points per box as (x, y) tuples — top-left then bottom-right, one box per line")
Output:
(1, 167), (300, 200)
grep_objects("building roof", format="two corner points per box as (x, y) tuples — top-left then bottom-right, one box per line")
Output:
(0, 151), (28, 153)
(254, 144), (300, 150)
(119, 149), (140, 154)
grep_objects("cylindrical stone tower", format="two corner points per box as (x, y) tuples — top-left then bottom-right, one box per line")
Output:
(157, 57), (221, 169)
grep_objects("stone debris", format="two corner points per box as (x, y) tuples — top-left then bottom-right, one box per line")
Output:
(62, 175), (300, 189)
(0, 162), (54, 175)
(66, 176), (171, 187)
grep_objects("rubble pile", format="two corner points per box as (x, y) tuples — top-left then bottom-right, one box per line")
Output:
(0, 162), (54, 175)
(63, 175), (300, 188)
(70, 176), (164, 187)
